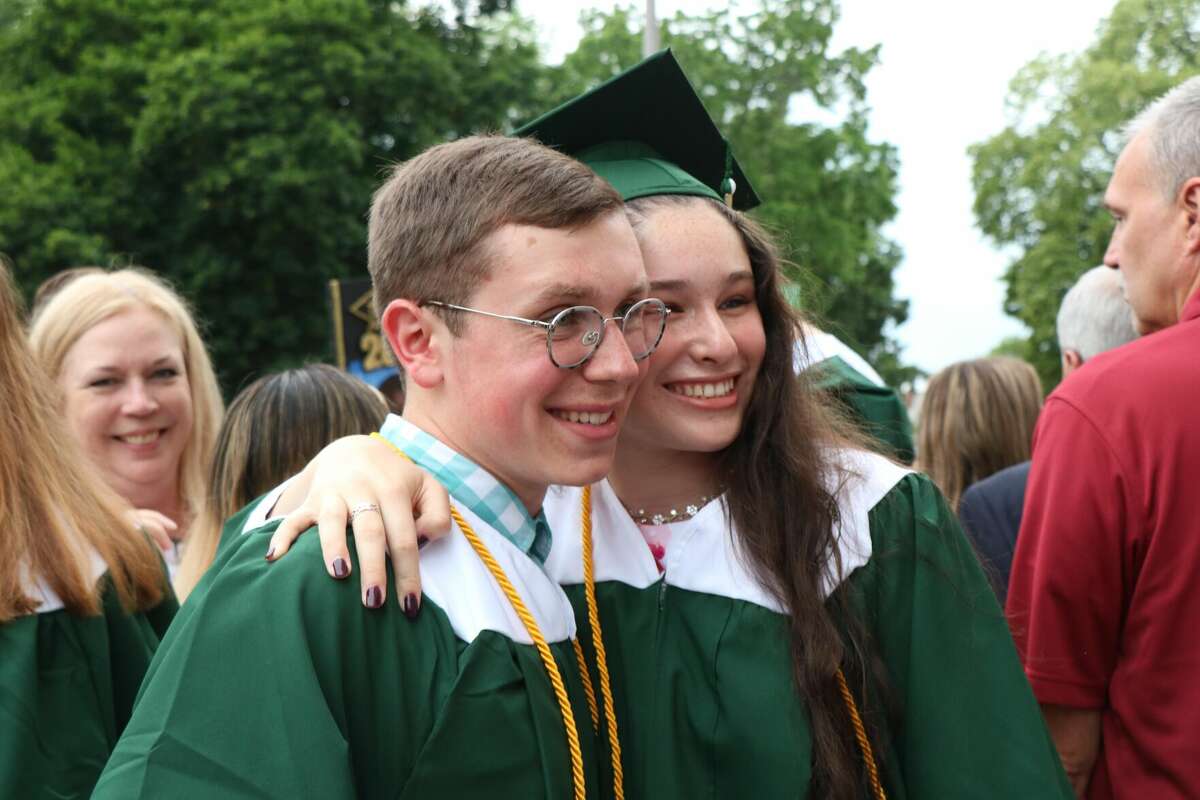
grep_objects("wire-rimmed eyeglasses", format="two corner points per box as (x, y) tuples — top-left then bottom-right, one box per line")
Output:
(423, 298), (669, 369)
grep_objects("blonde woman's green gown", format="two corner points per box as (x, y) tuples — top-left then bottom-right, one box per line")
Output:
(0, 553), (175, 799)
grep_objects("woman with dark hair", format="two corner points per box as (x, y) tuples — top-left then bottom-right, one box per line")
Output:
(175, 364), (388, 601)
(260, 53), (1070, 799)
(0, 262), (176, 798)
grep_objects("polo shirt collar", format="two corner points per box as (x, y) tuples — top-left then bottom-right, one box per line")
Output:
(1182, 286), (1200, 323)
(378, 414), (552, 565)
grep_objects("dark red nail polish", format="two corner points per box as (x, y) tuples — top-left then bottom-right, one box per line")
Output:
(366, 586), (383, 609)
(332, 558), (349, 579)
(403, 593), (419, 619)
(417, 536), (429, 549)
(264, 547), (275, 561)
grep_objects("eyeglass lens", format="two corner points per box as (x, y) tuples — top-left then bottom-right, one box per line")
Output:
(547, 300), (667, 367)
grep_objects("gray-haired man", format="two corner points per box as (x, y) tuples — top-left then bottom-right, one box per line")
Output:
(1006, 77), (1200, 798)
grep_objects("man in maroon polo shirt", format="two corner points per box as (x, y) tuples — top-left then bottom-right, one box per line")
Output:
(1006, 77), (1200, 799)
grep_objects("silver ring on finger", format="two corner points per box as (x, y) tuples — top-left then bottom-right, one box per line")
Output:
(349, 502), (381, 524)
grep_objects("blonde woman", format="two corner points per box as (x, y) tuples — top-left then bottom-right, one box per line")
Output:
(29, 268), (223, 573)
(176, 364), (388, 600)
(0, 262), (176, 798)
(917, 356), (1043, 511)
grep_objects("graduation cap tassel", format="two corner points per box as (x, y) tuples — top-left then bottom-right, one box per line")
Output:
(720, 142), (735, 207)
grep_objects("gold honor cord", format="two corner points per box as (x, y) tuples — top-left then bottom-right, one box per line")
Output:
(577, 485), (625, 799)
(370, 434), (585, 800)
(572, 638), (600, 729)
(836, 668), (886, 799)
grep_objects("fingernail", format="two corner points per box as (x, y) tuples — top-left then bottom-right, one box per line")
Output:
(264, 547), (276, 561)
(332, 558), (349, 579)
(365, 586), (383, 609)
(403, 593), (419, 620)
(417, 536), (429, 549)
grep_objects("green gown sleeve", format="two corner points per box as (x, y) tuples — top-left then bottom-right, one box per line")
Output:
(94, 522), (599, 800)
(93, 523), (456, 798)
(0, 575), (175, 800)
(214, 497), (259, 557)
(843, 473), (1071, 798)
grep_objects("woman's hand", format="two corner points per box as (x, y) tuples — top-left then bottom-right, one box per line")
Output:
(264, 434), (451, 615)
(130, 508), (178, 552)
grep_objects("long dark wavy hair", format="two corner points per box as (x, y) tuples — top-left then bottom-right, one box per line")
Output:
(627, 194), (884, 800)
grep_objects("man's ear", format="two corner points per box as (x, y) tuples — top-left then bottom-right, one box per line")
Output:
(381, 299), (444, 389)
(1061, 348), (1084, 378)
(1182, 177), (1200, 253)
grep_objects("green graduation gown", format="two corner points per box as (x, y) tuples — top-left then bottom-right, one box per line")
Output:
(0, 555), (176, 799)
(810, 356), (915, 464)
(544, 449), (1071, 799)
(93, 501), (601, 799)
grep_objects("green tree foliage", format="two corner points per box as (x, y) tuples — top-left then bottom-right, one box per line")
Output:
(1, 0), (910, 390)
(969, 0), (1200, 389)
(0, 0), (544, 390)
(989, 335), (1034, 361)
(552, 1), (912, 385)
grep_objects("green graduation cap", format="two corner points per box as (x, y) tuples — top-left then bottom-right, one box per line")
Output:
(515, 49), (761, 210)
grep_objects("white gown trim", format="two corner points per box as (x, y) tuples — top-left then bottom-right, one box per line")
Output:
(544, 448), (911, 613)
(24, 547), (109, 615)
(418, 501), (578, 645)
(793, 324), (887, 387)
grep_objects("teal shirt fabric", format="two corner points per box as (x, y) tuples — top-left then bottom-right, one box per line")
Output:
(379, 415), (552, 564)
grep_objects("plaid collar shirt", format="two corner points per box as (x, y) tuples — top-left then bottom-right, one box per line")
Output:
(378, 414), (552, 565)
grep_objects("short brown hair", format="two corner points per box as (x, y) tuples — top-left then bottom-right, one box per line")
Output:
(368, 134), (624, 332)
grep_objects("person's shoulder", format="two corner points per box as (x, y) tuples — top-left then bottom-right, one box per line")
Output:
(1052, 322), (1198, 409)
(830, 448), (957, 552)
(202, 522), (359, 611)
(961, 461), (1030, 509)
(17, 546), (109, 616)
(823, 448), (925, 583)
(826, 447), (913, 508)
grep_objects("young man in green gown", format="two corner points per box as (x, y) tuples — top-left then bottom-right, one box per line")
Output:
(93, 135), (665, 798)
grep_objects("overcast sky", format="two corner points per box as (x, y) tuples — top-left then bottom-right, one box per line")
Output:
(515, 0), (1120, 373)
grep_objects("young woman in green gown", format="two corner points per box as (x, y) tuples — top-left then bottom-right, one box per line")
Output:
(0, 263), (176, 799)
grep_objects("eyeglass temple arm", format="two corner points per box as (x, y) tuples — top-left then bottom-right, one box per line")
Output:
(424, 302), (551, 330)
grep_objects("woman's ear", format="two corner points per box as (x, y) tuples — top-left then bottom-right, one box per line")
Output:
(381, 299), (443, 389)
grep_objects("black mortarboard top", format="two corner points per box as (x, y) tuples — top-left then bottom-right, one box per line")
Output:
(514, 49), (761, 211)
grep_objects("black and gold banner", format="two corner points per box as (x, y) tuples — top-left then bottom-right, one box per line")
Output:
(327, 278), (400, 390)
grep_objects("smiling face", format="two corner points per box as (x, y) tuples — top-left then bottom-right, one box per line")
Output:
(616, 199), (767, 460)
(58, 306), (193, 507)
(429, 210), (650, 509)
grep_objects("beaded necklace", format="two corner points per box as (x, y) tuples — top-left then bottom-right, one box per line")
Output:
(626, 493), (719, 525)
